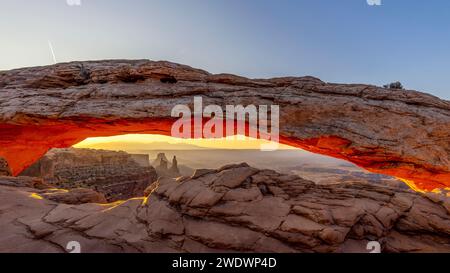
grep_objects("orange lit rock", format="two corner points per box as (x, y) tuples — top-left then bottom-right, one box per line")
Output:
(0, 60), (449, 191)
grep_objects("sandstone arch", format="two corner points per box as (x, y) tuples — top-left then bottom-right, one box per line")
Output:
(0, 60), (449, 191)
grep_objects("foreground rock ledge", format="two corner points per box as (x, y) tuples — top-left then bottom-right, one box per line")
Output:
(1, 60), (450, 191)
(0, 164), (449, 253)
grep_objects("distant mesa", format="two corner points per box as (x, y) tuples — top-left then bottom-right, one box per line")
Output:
(130, 153), (151, 167)
(20, 148), (157, 202)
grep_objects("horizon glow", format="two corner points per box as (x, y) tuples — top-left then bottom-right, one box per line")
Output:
(73, 134), (297, 150)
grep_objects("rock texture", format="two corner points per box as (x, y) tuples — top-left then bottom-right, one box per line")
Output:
(0, 176), (106, 204)
(287, 164), (409, 189)
(130, 154), (151, 167)
(0, 60), (449, 191)
(0, 157), (11, 176)
(21, 148), (157, 202)
(0, 163), (448, 253)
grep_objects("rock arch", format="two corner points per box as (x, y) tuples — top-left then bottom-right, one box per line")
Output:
(0, 60), (449, 191)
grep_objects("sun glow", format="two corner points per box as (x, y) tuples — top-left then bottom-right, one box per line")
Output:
(29, 193), (44, 200)
(74, 134), (296, 150)
(398, 178), (426, 193)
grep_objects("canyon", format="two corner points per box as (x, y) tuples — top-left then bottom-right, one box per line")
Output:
(21, 148), (157, 202)
(0, 60), (449, 191)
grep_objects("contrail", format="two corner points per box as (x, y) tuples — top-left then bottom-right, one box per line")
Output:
(48, 40), (57, 64)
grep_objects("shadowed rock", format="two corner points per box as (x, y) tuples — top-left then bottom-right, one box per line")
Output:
(0, 157), (11, 176)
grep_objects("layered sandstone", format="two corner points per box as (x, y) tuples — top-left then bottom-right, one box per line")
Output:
(0, 164), (448, 253)
(0, 60), (449, 191)
(21, 148), (157, 202)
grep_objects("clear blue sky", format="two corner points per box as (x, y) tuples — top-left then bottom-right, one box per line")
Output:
(1, 0), (449, 99)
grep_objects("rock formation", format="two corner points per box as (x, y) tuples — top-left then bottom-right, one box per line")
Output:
(153, 153), (181, 178)
(169, 156), (179, 175)
(0, 60), (449, 191)
(153, 153), (169, 170)
(0, 157), (11, 176)
(21, 148), (157, 202)
(0, 176), (106, 205)
(0, 163), (448, 253)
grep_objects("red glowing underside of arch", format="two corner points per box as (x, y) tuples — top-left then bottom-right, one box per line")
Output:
(0, 117), (448, 192)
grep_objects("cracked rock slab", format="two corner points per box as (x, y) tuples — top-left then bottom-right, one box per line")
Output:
(0, 164), (448, 253)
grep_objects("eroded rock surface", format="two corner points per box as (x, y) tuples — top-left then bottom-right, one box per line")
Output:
(21, 148), (157, 202)
(0, 164), (448, 253)
(0, 60), (449, 191)
(0, 176), (106, 204)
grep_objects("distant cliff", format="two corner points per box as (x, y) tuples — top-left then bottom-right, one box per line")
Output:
(130, 154), (151, 167)
(21, 148), (157, 201)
